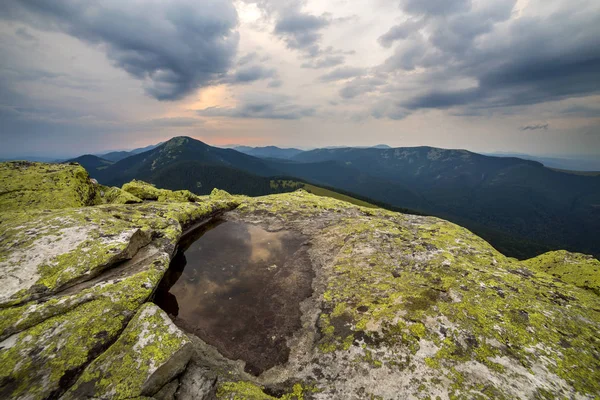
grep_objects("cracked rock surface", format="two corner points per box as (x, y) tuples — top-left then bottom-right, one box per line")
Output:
(0, 162), (237, 400)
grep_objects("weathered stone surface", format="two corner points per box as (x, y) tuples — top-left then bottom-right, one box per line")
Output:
(174, 362), (217, 400)
(62, 303), (192, 399)
(0, 207), (152, 306)
(0, 161), (97, 211)
(0, 162), (238, 400)
(214, 191), (600, 399)
(155, 379), (180, 400)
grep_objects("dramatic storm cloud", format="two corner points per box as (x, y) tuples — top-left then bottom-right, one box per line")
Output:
(0, 0), (239, 101)
(378, 0), (600, 115)
(1, 0), (599, 158)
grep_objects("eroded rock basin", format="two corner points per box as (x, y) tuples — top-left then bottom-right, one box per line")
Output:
(154, 219), (313, 376)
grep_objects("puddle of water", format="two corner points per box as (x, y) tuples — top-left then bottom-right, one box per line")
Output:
(154, 220), (312, 375)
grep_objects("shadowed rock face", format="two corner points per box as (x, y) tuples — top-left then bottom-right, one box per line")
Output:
(155, 220), (313, 376)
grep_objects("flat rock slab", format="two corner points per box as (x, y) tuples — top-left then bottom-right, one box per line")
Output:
(63, 303), (192, 399)
(0, 207), (152, 307)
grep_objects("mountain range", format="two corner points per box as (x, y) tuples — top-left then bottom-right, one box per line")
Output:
(69, 136), (600, 259)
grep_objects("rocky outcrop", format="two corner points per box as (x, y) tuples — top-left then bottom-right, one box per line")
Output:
(62, 303), (193, 399)
(0, 162), (98, 210)
(215, 191), (600, 399)
(523, 250), (600, 296)
(1, 161), (599, 399)
(0, 162), (238, 400)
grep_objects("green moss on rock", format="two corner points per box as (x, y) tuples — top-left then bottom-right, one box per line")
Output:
(97, 185), (143, 204)
(0, 161), (97, 211)
(63, 303), (192, 399)
(523, 250), (600, 295)
(0, 273), (159, 400)
(122, 180), (201, 203)
(233, 190), (600, 399)
(217, 381), (311, 400)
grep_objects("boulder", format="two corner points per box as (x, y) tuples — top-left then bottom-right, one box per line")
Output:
(0, 161), (97, 210)
(62, 304), (193, 399)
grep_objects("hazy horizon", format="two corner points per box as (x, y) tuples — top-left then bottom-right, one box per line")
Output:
(2, 136), (599, 170)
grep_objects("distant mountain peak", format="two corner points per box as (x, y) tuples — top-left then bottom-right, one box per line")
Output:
(163, 136), (191, 146)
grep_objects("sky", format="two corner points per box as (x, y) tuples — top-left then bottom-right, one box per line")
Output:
(0, 0), (599, 158)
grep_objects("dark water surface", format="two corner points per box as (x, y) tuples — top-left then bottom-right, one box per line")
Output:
(154, 220), (313, 375)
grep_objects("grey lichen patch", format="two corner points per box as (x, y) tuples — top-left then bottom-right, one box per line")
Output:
(63, 303), (192, 399)
(0, 161), (97, 211)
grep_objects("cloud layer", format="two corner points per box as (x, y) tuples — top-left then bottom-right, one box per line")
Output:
(1, 0), (599, 157)
(0, 0), (240, 101)
(196, 92), (315, 120)
(373, 0), (600, 116)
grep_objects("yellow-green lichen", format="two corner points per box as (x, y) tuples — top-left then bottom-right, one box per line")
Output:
(0, 251), (170, 399)
(0, 161), (97, 211)
(63, 303), (190, 399)
(237, 190), (600, 398)
(121, 180), (201, 203)
(523, 250), (600, 295)
(96, 185), (143, 204)
(216, 381), (314, 400)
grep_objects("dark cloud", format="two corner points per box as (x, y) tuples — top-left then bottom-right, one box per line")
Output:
(238, 52), (259, 66)
(301, 55), (345, 69)
(400, 0), (472, 16)
(339, 77), (387, 99)
(196, 92), (315, 120)
(0, 0), (239, 101)
(404, 88), (480, 109)
(268, 79), (283, 88)
(244, 0), (348, 60)
(14, 27), (37, 42)
(379, 0), (600, 115)
(229, 65), (277, 84)
(520, 123), (548, 131)
(319, 67), (365, 82)
(377, 19), (424, 48)
(274, 11), (330, 52)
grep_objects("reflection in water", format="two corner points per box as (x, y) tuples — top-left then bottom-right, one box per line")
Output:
(154, 220), (313, 376)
